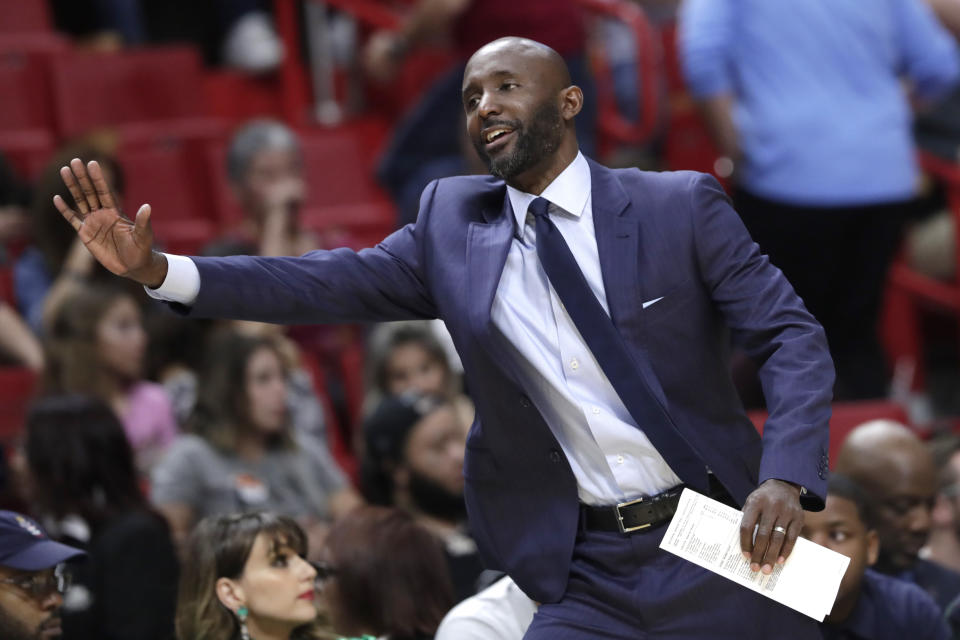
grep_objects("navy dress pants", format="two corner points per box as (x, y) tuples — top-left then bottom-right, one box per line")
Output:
(523, 522), (822, 639)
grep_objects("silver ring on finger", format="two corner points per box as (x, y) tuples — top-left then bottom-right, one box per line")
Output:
(773, 525), (787, 535)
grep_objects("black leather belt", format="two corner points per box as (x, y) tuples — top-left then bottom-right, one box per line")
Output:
(580, 486), (684, 534)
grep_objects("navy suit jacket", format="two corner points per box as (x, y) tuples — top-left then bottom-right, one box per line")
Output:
(178, 160), (834, 603)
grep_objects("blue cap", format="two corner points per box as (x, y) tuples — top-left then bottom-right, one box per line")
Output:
(0, 511), (85, 571)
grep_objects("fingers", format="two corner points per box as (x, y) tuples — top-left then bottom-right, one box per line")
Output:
(87, 160), (116, 209)
(749, 509), (777, 572)
(759, 520), (787, 571)
(777, 518), (803, 564)
(134, 204), (152, 236)
(739, 502), (759, 558)
(60, 166), (90, 215)
(70, 158), (101, 212)
(53, 195), (83, 232)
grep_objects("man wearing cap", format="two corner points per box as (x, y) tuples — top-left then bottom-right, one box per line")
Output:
(0, 510), (85, 639)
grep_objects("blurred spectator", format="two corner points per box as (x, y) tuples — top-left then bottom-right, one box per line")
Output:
(14, 145), (122, 335)
(0, 510), (85, 640)
(206, 120), (318, 259)
(21, 395), (179, 639)
(365, 0), (595, 225)
(42, 282), (177, 471)
(0, 304), (43, 371)
(175, 512), (321, 640)
(362, 393), (483, 601)
(151, 331), (361, 556)
(924, 435), (960, 574)
(836, 420), (960, 611)
(434, 575), (536, 640)
(317, 506), (455, 640)
(680, 0), (960, 399)
(0, 152), (31, 251)
(365, 322), (473, 428)
(806, 475), (951, 639)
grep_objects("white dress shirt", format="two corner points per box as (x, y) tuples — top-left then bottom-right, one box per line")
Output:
(146, 152), (681, 505)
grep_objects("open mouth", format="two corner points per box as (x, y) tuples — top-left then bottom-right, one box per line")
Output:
(481, 126), (516, 152)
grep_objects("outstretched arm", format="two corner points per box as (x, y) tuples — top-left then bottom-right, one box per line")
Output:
(55, 159), (438, 324)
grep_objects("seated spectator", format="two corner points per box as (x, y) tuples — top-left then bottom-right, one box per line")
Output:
(362, 393), (484, 601)
(0, 509), (85, 640)
(836, 420), (960, 611)
(365, 322), (473, 427)
(175, 512), (321, 640)
(434, 575), (537, 640)
(208, 119), (318, 259)
(14, 144), (122, 335)
(805, 474), (951, 639)
(317, 506), (454, 640)
(21, 395), (179, 639)
(42, 283), (177, 471)
(924, 435), (960, 573)
(151, 331), (362, 555)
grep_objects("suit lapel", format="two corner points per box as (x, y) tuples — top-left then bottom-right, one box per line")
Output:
(589, 159), (640, 334)
(466, 185), (514, 341)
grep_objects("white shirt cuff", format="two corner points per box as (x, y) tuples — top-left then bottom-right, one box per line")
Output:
(143, 253), (201, 305)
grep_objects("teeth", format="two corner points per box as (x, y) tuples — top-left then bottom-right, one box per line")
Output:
(485, 128), (511, 143)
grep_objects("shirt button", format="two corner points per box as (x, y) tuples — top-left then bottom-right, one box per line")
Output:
(570, 359), (579, 371)
(591, 406), (600, 415)
(549, 449), (562, 464)
(617, 455), (625, 465)
(519, 395), (532, 408)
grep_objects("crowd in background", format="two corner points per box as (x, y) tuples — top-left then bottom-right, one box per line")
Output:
(3, 0), (960, 638)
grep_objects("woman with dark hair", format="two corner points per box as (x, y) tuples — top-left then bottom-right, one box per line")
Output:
(43, 282), (178, 471)
(151, 330), (362, 555)
(22, 394), (179, 639)
(176, 512), (324, 640)
(364, 322), (473, 428)
(14, 142), (124, 334)
(318, 506), (455, 640)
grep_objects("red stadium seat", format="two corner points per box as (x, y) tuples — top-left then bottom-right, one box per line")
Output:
(118, 130), (223, 256)
(0, 0), (52, 35)
(748, 400), (911, 470)
(49, 46), (208, 139)
(0, 367), (38, 445)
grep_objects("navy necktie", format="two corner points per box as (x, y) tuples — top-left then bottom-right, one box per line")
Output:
(528, 197), (708, 492)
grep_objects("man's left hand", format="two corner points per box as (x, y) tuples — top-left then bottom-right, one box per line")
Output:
(738, 479), (803, 574)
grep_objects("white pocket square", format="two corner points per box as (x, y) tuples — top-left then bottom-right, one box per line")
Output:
(642, 296), (664, 309)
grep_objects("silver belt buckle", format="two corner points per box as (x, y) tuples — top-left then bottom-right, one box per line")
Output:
(616, 496), (651, 533)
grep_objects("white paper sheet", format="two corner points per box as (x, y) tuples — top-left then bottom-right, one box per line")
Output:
(659, 488), (850, 621)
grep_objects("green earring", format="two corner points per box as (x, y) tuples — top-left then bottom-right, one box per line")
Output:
(237, 606), (250, 640)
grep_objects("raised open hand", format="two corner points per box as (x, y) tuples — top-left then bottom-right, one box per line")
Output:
(53, 159), (167, 287)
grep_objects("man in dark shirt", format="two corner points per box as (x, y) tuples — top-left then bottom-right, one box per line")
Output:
(836, 420), (960, 611)
(805, 475), (950, 640)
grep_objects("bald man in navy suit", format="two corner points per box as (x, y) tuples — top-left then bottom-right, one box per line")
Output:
(55, 37), (833, 639)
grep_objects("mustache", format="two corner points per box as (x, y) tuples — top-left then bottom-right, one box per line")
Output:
(480, 118), (522, 133)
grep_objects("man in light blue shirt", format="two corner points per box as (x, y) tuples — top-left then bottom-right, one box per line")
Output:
(680, 0), (960, 399)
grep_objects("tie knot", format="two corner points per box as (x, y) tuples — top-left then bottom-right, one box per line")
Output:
(528, 197), (551, 220)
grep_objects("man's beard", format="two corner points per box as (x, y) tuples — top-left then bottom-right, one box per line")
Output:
(473, 99), (565, 180)
(408, 469), (467, 523)
(0, 603), (49, 640)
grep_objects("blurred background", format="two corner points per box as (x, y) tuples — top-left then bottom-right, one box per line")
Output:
(2, 0), (960, 635)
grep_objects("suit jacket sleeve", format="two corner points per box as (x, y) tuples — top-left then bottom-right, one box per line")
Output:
(176, 181), (441, 324)
(689, 173), (833, 509)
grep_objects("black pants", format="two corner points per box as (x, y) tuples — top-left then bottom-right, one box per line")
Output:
(734, 190), (911, 400)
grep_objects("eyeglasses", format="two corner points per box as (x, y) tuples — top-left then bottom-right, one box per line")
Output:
(0, 565), (72, 599)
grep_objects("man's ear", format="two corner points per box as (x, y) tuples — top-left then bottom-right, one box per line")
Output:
(216, 577), (245, 613)
(559, 86), (584, 121)
(865, 529), (880, 566)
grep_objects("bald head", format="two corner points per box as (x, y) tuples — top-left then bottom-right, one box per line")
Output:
(836, 420), (934, 488)
(836, 420), (937, 571)
(465, 37), (571, 93)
